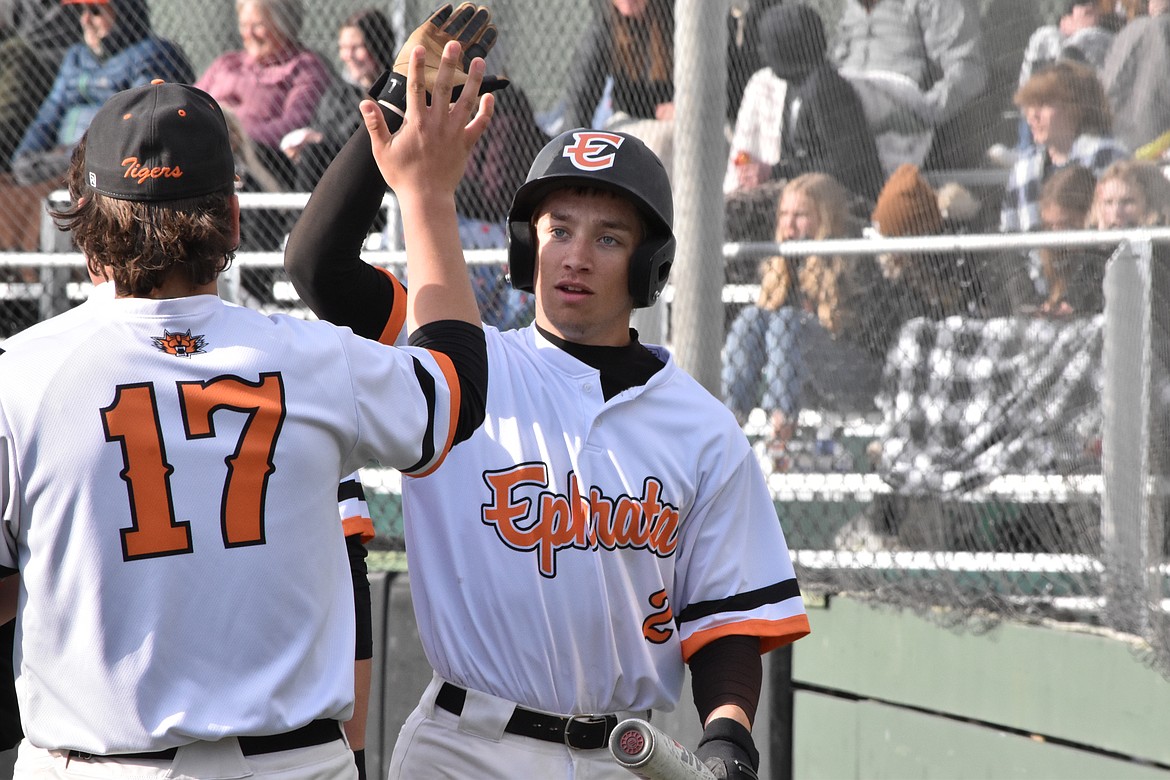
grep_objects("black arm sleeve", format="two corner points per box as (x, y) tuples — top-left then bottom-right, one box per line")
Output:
(346, 533), (373, 660)
(0, 621), (20, 749)
(409, 320), (488, 447)
(689, 635), (763, 726)
(284, 126), (401, 341)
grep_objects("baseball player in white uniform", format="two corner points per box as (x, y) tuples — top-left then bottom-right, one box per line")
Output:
(0, 39), (493, 779)
(284, 12), (811, 777)
(0, 220), (381, 771)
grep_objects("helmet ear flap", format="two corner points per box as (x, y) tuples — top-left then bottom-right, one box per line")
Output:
(506, 218), (536, 294)
(628, 236), (676, 307)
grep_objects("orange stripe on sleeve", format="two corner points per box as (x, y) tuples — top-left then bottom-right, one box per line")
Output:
(410, 349), (461, 478)
(679, 614), (811, 662)
(375, 267), (408, 346)
(342, 514), (376, 543)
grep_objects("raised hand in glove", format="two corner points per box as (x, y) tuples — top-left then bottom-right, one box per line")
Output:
(369, 2), (508, 131)
(694, 718), (760, 780)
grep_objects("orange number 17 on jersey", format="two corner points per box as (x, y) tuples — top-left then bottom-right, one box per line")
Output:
(101, 373), (286, 561)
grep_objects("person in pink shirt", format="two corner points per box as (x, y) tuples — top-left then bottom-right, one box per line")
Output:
(196, 0), (332, 187)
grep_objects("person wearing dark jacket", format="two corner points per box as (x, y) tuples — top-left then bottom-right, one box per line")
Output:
(565, 0), (673, 130)
(731, 3), (884, 205)
(11, 0), (193, 186)
(0, 0), (82, 172)
(282, 8), (397, 193)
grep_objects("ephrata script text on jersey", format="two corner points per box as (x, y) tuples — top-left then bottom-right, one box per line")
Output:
(481, 464), (680, 578)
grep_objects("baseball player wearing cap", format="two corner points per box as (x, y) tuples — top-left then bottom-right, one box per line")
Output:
(284, 14), (810, 778)
(0, 39), (492, 780)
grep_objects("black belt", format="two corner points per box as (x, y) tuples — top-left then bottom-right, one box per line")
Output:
(69, 718), (342, 761)
(435, 682), (618, 751)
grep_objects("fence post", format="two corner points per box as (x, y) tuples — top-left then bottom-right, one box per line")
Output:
(669, 0), (728, 394)
(1101, 239), (1155, 635)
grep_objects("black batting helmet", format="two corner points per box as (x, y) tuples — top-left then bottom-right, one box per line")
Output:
(506, 129), (675, 308)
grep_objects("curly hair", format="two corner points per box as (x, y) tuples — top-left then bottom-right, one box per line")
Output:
(51, 136), (236, 296)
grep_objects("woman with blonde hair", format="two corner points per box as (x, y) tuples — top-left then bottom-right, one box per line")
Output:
(721, 173), (890, 468)
(1090, 158), (1170, 229)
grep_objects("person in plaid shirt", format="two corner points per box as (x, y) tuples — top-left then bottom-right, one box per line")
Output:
(1000, 59), (1128, 233)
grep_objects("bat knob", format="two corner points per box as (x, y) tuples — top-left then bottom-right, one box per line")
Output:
(618, 727), (647, 756)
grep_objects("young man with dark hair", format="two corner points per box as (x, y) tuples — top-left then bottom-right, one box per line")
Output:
(0, 39), (490, 778)
(285, 11), (810, 777)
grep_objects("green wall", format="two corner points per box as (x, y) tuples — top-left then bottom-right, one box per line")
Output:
(793, 595), (1170, 779)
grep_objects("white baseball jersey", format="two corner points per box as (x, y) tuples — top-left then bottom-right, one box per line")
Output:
(0, 291), (458, 753)
(403, 325), (809, 716)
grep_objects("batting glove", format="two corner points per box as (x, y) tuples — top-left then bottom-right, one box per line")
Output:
(694, 718), (760, 780)
(369, 2), (509, 132)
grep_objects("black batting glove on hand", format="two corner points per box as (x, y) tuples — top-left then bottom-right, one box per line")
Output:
(352, 748), (366, 780)
(694, 718), (760, 780)
(369, 2), (509, 132)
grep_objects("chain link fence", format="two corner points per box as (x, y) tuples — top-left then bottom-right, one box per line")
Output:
(7, 0), (1170, 675)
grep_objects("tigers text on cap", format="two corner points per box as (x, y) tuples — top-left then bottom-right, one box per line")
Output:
(85, 80), (235, 202)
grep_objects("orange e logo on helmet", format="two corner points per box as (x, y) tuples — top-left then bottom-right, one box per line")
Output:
(562, 131), (625, 171)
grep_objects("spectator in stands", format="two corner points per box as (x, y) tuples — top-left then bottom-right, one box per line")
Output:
(0, 0), (191, 252)
(1090, 157), (1170, 229)
(10, 0), (192, 186)
(831, 0), (988, 175)
(1100, 0), (1170, 154)
(0, 0), (80, 173)
(281, 8), (395, 193)
(725, 0), (784, 123)
(1000, 59), (1128, 233)
(836, 165), (1015, 551)
(723, 2), (883, 231)
(565, 0), (675, 172)
(721, 173), (891, 470)
(1000, 1), (1117, 160)
(874, 163), (1005, 319)
(197, 0), (332, 251)
(1091, 158), (1170, 444)
(196, 0), (332, 190)
(1018, 2), (1115, 88)
(1035, 163), (1102, 315)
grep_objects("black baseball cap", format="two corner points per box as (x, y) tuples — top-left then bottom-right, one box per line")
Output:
(84, 80), (235, 202)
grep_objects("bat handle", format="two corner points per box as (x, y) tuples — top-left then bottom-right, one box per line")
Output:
(609, 718), (717, 780)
